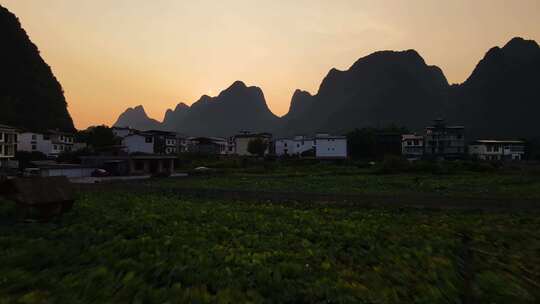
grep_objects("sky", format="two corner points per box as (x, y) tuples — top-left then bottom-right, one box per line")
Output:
(2, 0), (540, 129)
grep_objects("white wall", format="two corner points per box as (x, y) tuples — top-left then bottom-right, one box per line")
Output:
(275, 138), (315, 156)
(316, 138), (347, 158)
(19, 133), (53, 155)
(43, 168), (96, 178)
(123, 135), (154, 154)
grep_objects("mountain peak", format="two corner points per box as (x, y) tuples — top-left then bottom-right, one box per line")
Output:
(228, 80), (247, 90)
(503, 37), (539, 50)
(175, 102), (189, 111)
(501, 37), (540, 60)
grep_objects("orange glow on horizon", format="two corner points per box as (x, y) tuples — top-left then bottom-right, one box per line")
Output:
(2, 0), (540, 129)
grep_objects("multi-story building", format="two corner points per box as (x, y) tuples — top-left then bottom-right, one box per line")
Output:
(423, 119), (465, 160)
(187, 137), (228, 154)
(0, 124), (18, 168)
(122, 133), (154, 154)
(469, 140), (526, 161)
(275, 134), (347, 159)
(112, 126), (137, 138)
(120, 130), (179, 155)
(314, 133), (348, 159)
(275, 135), (315, 157)
(18, 130), (75, 158)
(401, 134), (424, 160)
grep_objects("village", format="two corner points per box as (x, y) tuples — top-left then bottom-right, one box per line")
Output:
(0, 118), (530, 180)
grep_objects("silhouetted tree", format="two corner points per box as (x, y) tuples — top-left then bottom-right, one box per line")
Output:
(247, 138), (268, 157)
(15, 151), (46, 170)
(347, 126), (408, 160)
(76, 125), (120, 150)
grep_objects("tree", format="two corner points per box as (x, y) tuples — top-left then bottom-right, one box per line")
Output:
(76, 125), (120, 150)
(247, 138), (268, 157)
(346, 125), (409, 160)
(15, 151), (47, 170)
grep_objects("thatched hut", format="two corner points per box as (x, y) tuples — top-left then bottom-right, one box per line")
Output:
(0, 176), (75, 221)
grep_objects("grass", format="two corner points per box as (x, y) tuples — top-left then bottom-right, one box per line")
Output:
(150, 170), (540, 199)
(1, 192), (539, 303)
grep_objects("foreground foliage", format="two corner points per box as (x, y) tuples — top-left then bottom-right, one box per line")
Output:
(152, 170), (540, 200)
(1, 193), (539, 303)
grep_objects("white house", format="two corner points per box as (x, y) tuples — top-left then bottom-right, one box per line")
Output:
(18, 130), (75, 157)
(315, 134), (347, 159)
(0, 124), (18, 168)
(275, 134), (347, 159)
(122, 133), (154, 154)
(469, 140), (526, 161)
(275, 136), (315, 156)
(112, 126), (136, 138)
(401, 134), (424, 160)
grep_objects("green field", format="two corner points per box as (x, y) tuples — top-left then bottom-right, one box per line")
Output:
(151, 169), (540, 200)
(1, 192), (539, 303)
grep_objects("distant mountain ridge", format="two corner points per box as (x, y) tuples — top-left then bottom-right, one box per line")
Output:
(0, 5), (74, 132)
(115, 81), (279, 137)
(115, 37), (540, 140)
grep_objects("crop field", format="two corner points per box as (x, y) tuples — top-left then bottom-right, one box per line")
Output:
(150, 168), (540, 200)
(1, 191), (539, 303)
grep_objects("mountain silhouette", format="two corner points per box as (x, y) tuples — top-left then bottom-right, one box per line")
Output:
(0, 5), (74, 131)
(281, 50), (449, 135)
(115, 37), (539, 140)
(114, 105), (162, 130)
(115, 81), (279, 137)
(449, 37), (540, 139)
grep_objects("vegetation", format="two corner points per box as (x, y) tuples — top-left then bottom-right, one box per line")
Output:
(75, 125), (120, 150)
(0, 192), (538, 303)
(247, 138), (268, 157)
(14, 151), (47, 170)
(151, 161), (540, 200)
(346, 126), (409, 160)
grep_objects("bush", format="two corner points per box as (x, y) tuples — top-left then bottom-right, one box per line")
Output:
(375, 155), (410, 174)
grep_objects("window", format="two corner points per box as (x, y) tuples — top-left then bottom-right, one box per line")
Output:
(284, 142), (287, 147)
(414, 140), (419, 146)
(43, 135), (50, 140)
(53, 145), (58, 150)
(145, 137), (153, 143)
(0, 132), (3, 141)
(32, 144), (37, 150)
(32, 134), (37, 140)
(0, 145), (3, 155)
(60, 145), (64, 151)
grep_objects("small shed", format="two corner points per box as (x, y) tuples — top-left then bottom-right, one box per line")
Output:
(0, 176), (75, 221)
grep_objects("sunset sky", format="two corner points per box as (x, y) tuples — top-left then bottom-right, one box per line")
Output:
(2, 0), (540, 129)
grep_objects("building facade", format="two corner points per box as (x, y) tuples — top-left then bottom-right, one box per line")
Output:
(274, 136), (315, 157)
(233, 132), (272, 156)
(18, 130), (75, 157)
(469, 140), (526, 161)
(187, 137), (228, 154)
(401, 134), (424, 160)
(423, 119), (465, 160)
(314, 134), (348, 159)
(0, 124), (18, 168)
(122, 133), (154, 154)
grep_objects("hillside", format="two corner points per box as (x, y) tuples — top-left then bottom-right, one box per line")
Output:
(114, 37), (540, 140)
(0, 5), (74, 132)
